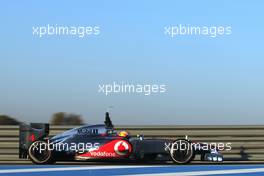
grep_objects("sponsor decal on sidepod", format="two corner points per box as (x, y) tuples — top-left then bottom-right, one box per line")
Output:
(77, 140), (132, 159)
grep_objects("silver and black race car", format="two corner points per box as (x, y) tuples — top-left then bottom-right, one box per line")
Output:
(19, 112), (223, 164)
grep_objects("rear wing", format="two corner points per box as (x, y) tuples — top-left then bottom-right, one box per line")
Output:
(19, 123), (49, 159)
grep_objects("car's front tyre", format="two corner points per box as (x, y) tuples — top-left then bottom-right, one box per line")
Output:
(170, 139), (194, 164)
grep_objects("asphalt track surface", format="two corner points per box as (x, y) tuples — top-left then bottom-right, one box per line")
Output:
(1, 164), (264, 175)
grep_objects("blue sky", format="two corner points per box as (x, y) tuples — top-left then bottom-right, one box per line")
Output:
(0, 0), (264, 124)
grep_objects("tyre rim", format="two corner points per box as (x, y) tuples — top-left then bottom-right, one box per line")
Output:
(170, 140), (193, 163)
(28, 141), (51, 163)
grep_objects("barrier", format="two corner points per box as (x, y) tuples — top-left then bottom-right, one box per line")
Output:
(1, 125), (264, 163)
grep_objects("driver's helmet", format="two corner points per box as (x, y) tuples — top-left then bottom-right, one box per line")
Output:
(118, 131), (129, 138)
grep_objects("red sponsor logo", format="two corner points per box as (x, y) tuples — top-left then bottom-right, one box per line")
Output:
(78, 139), (132, 159)
(114, 140), (130, 156)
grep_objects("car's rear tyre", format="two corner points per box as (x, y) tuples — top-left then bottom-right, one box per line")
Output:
(170, 139), (194, 164)
(28, 140), (55, 164)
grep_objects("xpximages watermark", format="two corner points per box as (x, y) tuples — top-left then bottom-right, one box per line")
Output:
(164, 24), (232, 38)
(31, 140), (231, 154)
(98, 82), (167, 96)
(31, 141), (100, 154)
(164, 141), (232, 152)
(32, 24), (100, 38)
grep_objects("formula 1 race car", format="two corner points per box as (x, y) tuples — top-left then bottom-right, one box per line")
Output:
(19, 112), (223, 164)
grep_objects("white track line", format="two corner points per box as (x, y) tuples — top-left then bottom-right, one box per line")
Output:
(1, 166), (264, 175)
(132, 168), (264, 176)
(0, 165), (157, 174)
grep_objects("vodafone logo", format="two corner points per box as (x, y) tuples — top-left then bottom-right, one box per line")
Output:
(114, 140), (131, 156)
